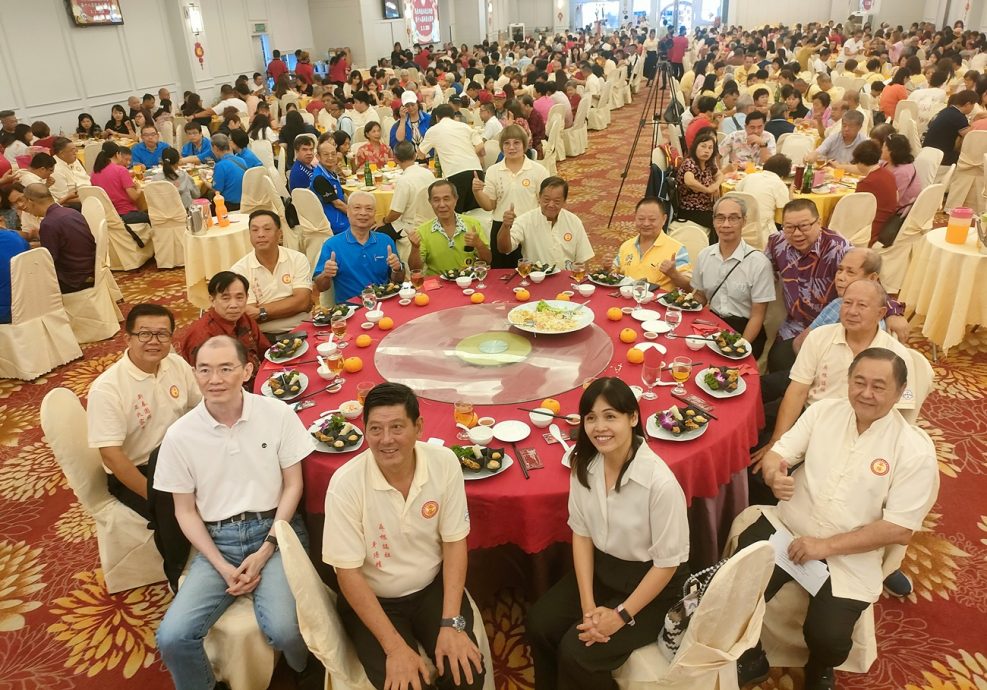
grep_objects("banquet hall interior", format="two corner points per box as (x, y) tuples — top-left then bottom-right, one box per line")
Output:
(0, 0), (985, 689)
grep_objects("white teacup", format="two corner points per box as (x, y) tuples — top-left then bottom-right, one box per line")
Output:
(316, 342), (338, 357)
(529, 270), (546, 283)
(455, 275), (472, 288)
(575, 284), (596, 297)
(684, 336), (706, 351)
(528, 407), (553, 428)
(467, 425), (494, 446)
(365, 309), (384, 323)
(619, 285), (634, 298)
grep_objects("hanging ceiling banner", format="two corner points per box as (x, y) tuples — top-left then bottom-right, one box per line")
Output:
(408, 0), (440, 44)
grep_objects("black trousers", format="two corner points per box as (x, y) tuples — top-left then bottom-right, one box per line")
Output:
(714, 312), (767, 360)
(490, 220), (521, 269)
(448, 169), (482, 214)
(671, 62), (685, 81)
(766, 334), (797, 373)
(527, 549), (689, 690)
(736, 516), (870, 671)
(338, 575), (485, 690)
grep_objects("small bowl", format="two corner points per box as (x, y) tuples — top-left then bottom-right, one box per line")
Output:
(360, 322), (374, 330)
(528, 407), (554, 428)
(316, 342), (338, 357)
(575, 284), (596, 297)
(644, 331), (658, 340)
(477, 416), (496, 427)
(365, 309), (384, 323)
(684, 336), (707, 351)
(620, 306), (635, 314)
(455, 275), (472, 288)
(513, 286), (526, 293)
(316, 365), (336, 380)
(467, 425), (495, 446)
(338, 400), (363, 419)
(462, 288), (475, 296)
(528, 270), (546, 283)
(564, 413), (581, 426)
(629, 385), (644, 400)
(398, 298), (412, 306)
(560, 290), (575, 298)
(619, 285), (634, 298)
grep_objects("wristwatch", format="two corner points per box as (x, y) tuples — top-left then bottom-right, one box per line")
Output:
(440, 615), (467, 633)
(616, 604), (635, 627)
(258, 307), (268, 323)
(264, 534), (278, 549)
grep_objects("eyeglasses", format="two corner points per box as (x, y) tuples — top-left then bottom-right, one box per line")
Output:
(713, 214), (744, 225)
(194, 364), (244, 378)
(130, 330), (173, 343)
(781, 221), (817, 235)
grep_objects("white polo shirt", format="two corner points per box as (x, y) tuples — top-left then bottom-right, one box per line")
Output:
(349, 106), (381, 133)
(153, 393), (314, 522)
(568, 441), (689, 567)
(481, 158), (549, 222)
(87, 352), (201, 468)
(766, 398), (937, 602)
(508, 208), (595, 266)
(230, 247), (312, 334)
(323, 441), (470, 598)
(791, 323), (916, 409)
(389, 163), (436, 236)
(692, 240), (776, 319)
(734, 169), (789, 229)
(418, 118), (483, 178)
(50, 157), (91, 202)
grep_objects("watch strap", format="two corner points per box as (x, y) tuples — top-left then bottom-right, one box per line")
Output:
(264, 534), (278, 549)
(440, 616), (466, 631)
(616, 603), (635, 626)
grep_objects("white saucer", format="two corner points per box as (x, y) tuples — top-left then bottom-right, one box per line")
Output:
(492, 420), (531, 443)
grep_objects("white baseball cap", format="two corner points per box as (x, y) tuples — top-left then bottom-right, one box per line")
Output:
(401, 91), (418, 105)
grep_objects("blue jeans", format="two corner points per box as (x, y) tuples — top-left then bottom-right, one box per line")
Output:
(156, 515), (309, 690)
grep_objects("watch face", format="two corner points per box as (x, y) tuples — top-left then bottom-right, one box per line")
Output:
(453, 616), (466, 631)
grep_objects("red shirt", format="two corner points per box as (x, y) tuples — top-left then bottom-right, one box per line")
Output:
(855, 166), (899, 246)
(568, 92), (581, 117)
(179, 309), (270, 383)
(526, 107), (546, 154)
(329, 58), (349, 84)
(295, 61), (315, 86)
(267, 59), (288, 82)
(414, 50), (431, 70)
(685, 115), (714, 149)
(669, 36), (688, 62)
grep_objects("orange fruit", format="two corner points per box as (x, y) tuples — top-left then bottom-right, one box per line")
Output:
(515, 288), (530, 301)
(413, 293), (430, 306)
(555, 292), (571, 301)
(619, 328), (637, 343)
(355, 334), (372, 348)
(343, 356), (363, 373)
(606, 307), (623, 321)
(470, 292), (485, 303)
(540, 398), (561, 414)
(626, 348), (645, 364)
(378, 316), (394, 330)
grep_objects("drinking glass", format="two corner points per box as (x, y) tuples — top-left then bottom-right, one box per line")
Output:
(453, 401), (478, 440)
(641, 362), (661, 400)
(331, 316), (348, 348)
(327, 351), (344, 375)
(832, 167), (845, 182)
(410, 269), (424, 292)
(631, 279), (650, 311)
(665, 307), (682, 335)
(671, 356), (692, 396)
(356, 381), (374, 405)
(361, 287), (378, 312)
(473, 261), (489, 289)
(570, 261), (586, 283)
(517, 258), (532, 286)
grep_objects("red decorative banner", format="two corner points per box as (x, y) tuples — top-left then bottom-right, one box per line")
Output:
(411, 0), (439, 44)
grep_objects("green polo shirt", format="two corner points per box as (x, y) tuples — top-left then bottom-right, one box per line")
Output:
(416, 215), (485, 275)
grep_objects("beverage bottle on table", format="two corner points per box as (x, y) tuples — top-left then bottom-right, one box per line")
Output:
(434, 154), (442, 178)
(214, 193), (230, 227)
(364, 161), (373, 187)
(801, 161), (814, 194)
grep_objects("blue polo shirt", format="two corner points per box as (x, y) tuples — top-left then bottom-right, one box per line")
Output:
(235, 148), (264, 169)
(313, 229), (397, 303)
(388, 111), (432, 149)
(0, 230), (30, 323)
(212, 154), (248, 204)
(180, 138), (215, 163)
(129, 141), (168, 168)
(310, 165), (350, 234)
(288, 161), (315, 191)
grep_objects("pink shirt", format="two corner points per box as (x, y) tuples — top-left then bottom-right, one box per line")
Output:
(534, 96), (554, 125)
(90, 163), (137, 215)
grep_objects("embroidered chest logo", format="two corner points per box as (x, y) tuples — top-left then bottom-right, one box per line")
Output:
(870, 458), (889, 476)
(281, 274), (293, 284)
(169, 385), (180, 399)
(521, 178), (531, 187)
(563, 232), (573, 242)
(421, 500), (439, 519)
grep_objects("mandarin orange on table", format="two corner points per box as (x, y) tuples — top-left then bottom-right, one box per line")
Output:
(626, 348), (645, 364)
(619, 328), (637, 343)
(470, 292), (485, 303)
(413, 293), (430, 306)
(540, 398), (561, 414)
(555, 292), (571, 301)
(343, 356), (363, 373)
(606, 307), (623, 321)
(355, 334), (372, 348)
(378, 316), (394, 330)
(515, 288), (530, 301)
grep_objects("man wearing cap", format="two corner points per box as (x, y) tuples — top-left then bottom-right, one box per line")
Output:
(391, 91), (432, 151)
(492, 90), (508, 119)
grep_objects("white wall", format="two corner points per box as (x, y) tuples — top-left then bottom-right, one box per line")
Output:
(727, 0), (933, 28)
(452, 0), (484, 46)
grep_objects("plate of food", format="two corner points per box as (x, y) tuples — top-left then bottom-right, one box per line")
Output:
(520, 261), (560, 276)
(588, 270), (629, 286)
(312, 303), (359, 326)
(646, 404), (711, 441)
(657, 289), (703, 311)
(696, 366), (747, 398)
(309, 413), (365, 453)
(451, 445), (513, 480)
(371, 282), (402, 299)
(439, 267), (475, 280)
(265, 337), (308, 363)
(507, 299), (594, 335)
(261, 370), (309, 402)
(708, 330), (751, 359)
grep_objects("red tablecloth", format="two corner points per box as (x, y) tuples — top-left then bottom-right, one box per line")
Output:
(255, 269), (763, 553)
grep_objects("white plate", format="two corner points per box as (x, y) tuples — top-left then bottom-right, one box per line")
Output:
(507, 300), (594, 335)
(308, 418), (365, 453)
(657, 294), (703, 312)
(640, 319), (672, 334)
(707, 334), (752, 360)
(695, 367), (748, 398)
(261, 372), (310, 402)
(313, 304), (359, 326)
(646, 414), (709, 442)
(587, 274), (630, 287)
(492, 420), (531, 443)
(631, 342), (667, 355)
(265, 339), (309, 364)
(463, 454), (514, 480)
(631, 309), (662, 322)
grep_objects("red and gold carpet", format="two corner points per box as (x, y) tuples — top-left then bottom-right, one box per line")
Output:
(1, 89), (985, 690)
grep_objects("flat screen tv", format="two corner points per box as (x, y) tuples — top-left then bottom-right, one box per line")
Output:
(382, 0), (401, 20)
(66, 0), (124, 26)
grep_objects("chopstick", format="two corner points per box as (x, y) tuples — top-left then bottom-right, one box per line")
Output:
(661, 361), (704, 371)
(512, 441), (529, 479)
(291, 380), (341, 403)
(517, 407), (570, 420)
(667, 334), (718, 341)
(694, 318), (718, 326)
(671, 392), (718, 420)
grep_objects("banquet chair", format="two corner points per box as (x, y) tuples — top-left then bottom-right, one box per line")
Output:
(273, 520), (495, 690)
(900, 348), (935, 425)
(0, 249), (82, 379)
(723, 190), (766, 250)
(547, 104), (567, 161)
(667, 221), (709, 265)
(290, 187), (334, 271)
(608, 74), (627, 110)
(829, 192), (876, 247)
(541, 119), (561, 175)
(159, 123), (174, 146)
(82, 141), (102, 175)
(778, 134), (814, 166)
(563, 96), (591, 157)
(873, 183), (944, 293)
(375, 105), (392, 122)
(40, 388), (163, 593)
(629, 55), (645, 93)
(944, 130), (987, 213)
(300, 110), (316, 126)
(938, 163), (956, 191)
(895, 109), (922, 157)
(913, 147), (944, 188)
(612, 542), (775, 690)
(248, 139), (284, 192)
(77, 185), (154, 271)
(61, 216), (123, 343)
(651, 146), (668, 171)
(240, 168), (294, 247)
(775, 133), (790, 151)
(142, 181), (187, 268)
(481, 140), (501, 170)
(80, 197), (124, 302)
(587, 83), (613, 131)
(891, 99), (919, 129)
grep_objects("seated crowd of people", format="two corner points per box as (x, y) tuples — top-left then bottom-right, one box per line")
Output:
(0, 15), (964, 690)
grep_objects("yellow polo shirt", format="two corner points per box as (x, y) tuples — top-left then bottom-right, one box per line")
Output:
(613, 233), (691, 290)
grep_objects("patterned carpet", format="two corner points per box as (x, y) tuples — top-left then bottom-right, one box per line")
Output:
(1, 87), (986, 690)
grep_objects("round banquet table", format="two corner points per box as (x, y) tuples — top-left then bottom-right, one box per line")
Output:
(721, 169), (858, 226)
(183, 213), (252, 309)
(255, 270), (763, 567)
(342, 181), (396, 223)
(898, 226), (987, 354)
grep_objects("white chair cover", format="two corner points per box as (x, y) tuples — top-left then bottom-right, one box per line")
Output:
(829, 192), (876, 247)
(249, 138), (281, 190)
(159, 124), (174, 146)
(900, 349), (934, 424)
(82, 142), (102, 175)
(0, 249), (83, 379)
(892, 99), (919, 128)
(667, 221), (710, 264)
(274, 520), (495, 690)
(300, 110), (316, 126)
(77, 185), (154, 271)
(895, 109), (922, 156)
(81, 197), (123, 302)
(481, 140), (501, 170)
(547, 104), (567, 161)
(723, 190), (767, 250)
(62, 218), (123, 343)
(375, 105), (392, 122)
(587, 83), (613, 131)
(240, 169), (294, 248)
(541, 118), (561, 175)
(142, 180), (187, 268)
(40, 388), (163, 593)
(778, 134), (814, 166)
(873, 183), (943, 292)
(913, 147), (944, 188)
(938, 162), (956, 189)
(613, 543), (775, 690)
(564, 96), (591, 157)
(290, 187), (334, 271)
(944, 130), (987, 213)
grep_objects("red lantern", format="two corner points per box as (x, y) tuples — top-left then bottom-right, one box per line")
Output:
(194, 41), (205, 69)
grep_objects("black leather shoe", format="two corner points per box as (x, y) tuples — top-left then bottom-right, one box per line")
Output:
(805, 665), (836, 690)
(295, 652), (326, 690)
(737, 646), (770, 686)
